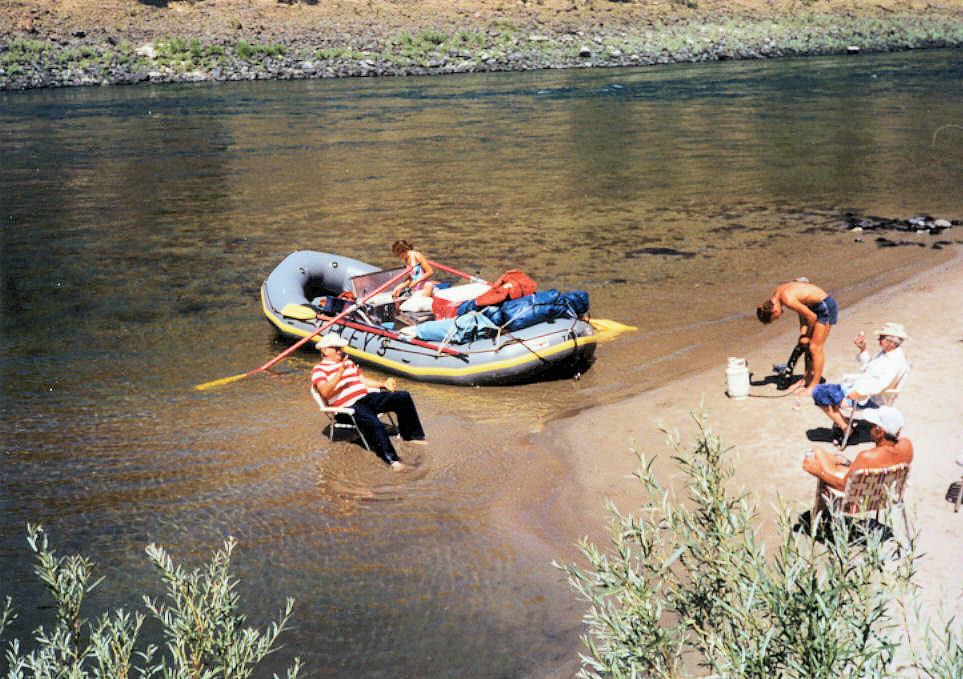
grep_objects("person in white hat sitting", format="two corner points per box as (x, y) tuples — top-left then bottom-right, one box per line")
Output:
(312, 333), (426, 471)
(803, 405), (913, 507)
(811, 322), (910, 440)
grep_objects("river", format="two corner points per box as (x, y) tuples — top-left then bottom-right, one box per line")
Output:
(1, 49), (960, 677)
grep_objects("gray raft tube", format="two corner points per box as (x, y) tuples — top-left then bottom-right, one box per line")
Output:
(262, 250), (376, 311)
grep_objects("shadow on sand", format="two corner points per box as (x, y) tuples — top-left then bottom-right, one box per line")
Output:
(792, 509), (896, 546)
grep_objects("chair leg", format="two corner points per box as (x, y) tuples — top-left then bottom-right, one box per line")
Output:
(350, 415), (372, 451)
(901, 504), (914, 551)
(813, 481), (828, 518)
(838, 412), (855, 449)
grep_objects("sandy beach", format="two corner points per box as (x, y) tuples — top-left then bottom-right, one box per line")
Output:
(545, 246), (963, 629)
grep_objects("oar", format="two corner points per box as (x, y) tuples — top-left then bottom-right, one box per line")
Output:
(430, 259), (635, 336)
(431, 259), (636, 342)
(193, 266), (413, 390)
(280, 303), (466, 357)
(426, 259), (490, 285)
(589, 318), (638, 340)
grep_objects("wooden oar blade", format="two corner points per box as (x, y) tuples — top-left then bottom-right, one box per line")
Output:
(193, 372), (250, 391)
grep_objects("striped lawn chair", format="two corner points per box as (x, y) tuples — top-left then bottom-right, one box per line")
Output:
(820, 462), (911, 538)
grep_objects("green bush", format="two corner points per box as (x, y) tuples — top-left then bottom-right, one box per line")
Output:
(316, 46), (361, 61)
(236, 39), (255, 60)
(236, 40), (285, 61)
(557, 416), (962, 678)
(0, 525), (301, 679)
(397, 29), (453, 56)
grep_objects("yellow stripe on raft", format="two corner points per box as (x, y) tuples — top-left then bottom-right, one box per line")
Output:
(261, 290), (597, 378)
(347, 332), (597, 378)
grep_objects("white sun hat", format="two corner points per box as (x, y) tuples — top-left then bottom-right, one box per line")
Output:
(873, 322), (909, 341)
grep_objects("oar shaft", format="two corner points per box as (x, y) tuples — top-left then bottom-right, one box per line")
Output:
(253, 265), (414, 374)
(325, 315), (464, 357)
(426, 259), (490, 285)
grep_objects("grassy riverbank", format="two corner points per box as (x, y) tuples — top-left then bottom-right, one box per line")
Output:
(1, 0), (961, 90)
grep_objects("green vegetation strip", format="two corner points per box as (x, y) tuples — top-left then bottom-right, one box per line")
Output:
(1, 13), (961, 87)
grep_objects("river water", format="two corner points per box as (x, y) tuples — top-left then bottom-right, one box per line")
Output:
(1, 50), (960, 677)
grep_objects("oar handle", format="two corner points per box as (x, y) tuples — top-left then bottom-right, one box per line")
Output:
(252, 265), (414, 375)
(426, 259), (490, 285)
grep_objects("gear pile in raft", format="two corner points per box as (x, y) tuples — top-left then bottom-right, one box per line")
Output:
(260, 251), (597, 386)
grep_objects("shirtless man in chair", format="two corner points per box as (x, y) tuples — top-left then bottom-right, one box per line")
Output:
(802, 406), (913, 512)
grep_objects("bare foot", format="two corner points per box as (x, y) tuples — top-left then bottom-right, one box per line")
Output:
(390, 460), (407, 471)
(407, 439), (428, 446)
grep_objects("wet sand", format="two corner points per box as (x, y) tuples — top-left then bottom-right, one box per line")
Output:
(535, 246), (963, 642)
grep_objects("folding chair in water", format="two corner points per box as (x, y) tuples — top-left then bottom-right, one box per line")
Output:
(310, 387), (397, 450)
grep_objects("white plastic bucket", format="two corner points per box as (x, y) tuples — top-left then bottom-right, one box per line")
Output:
(726, 357), (750, 399)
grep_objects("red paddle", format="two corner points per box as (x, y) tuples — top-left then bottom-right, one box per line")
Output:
(194, 266), (413, 390)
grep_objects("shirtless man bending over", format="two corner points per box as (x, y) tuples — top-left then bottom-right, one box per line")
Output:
(757, 280), (838, 395)
(802, 406), (912, 513)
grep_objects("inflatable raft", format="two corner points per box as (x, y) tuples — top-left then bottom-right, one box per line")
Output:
(260, 251), (597, 386)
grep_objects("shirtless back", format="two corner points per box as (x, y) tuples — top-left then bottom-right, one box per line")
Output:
(848, 436), (912, 475)
(803, 405), (912, 494)
(772, 281), (828, 320)
(758, 280), (837, 392)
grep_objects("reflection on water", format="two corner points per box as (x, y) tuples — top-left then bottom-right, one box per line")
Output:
(2, 50), (961, 677)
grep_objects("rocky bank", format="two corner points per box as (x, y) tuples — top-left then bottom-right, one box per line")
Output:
(1, 0), (962, 90)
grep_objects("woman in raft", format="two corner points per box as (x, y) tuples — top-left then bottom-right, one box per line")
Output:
(391, 239), (436, 299)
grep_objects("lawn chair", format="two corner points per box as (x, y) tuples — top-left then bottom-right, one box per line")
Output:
(310, 386), (397, 450)
(838, 363), (911, 449)
(819, 462), (912, 540)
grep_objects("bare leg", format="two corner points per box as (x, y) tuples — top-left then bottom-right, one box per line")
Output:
(814, 479), (828, 515)
(803, 322), (831, 391)
(805, 446), (848, 516)
(819, 404), (848, 431)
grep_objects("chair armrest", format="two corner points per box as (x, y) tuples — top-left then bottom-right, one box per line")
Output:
(823, 486), (846, 501)
(324, 406), (356, 416)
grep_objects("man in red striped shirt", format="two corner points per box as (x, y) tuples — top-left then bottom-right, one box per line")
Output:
(312, 333), (426, 470)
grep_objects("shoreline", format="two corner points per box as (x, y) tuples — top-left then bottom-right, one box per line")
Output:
(535, 246), (963, 638)
(2, 0), (962, 91)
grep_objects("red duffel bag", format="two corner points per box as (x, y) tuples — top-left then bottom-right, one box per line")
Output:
(473, 270), (537, 307)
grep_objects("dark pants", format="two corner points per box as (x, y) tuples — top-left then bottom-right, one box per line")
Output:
(349, 390), (425, 464)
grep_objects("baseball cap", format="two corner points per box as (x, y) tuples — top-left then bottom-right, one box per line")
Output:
(861, 406), (903, 437)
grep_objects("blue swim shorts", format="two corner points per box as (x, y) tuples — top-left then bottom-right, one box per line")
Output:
(810, 295), (838, 326)
(812, 383), (846, 407)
